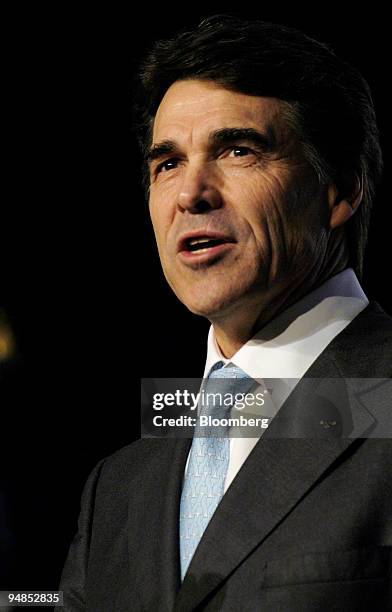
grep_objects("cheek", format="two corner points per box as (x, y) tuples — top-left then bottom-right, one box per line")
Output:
(229, 169), (289, 240)
(149, 205), (169, 264)
(231, 169), (317, 278)
(149, 182), (177, 234)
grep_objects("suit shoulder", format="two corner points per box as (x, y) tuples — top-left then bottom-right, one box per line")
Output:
(95, 439), (170, 488)
(331, 301), (392, 377)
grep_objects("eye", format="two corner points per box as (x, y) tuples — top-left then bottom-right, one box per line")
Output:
(156, 158), (179, 174)
(228, 146), (254, 158)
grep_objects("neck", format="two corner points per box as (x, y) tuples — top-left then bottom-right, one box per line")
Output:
(210, 247), (349, 359)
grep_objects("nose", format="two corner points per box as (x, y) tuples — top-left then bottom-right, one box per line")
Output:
(177, 162), (223, 214)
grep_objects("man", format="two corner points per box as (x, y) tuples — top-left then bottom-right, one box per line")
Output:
(59, 16), (392, 611)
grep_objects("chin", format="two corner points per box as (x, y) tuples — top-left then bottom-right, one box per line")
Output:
(168, 267), (266, 319)
(179, 287), (248, 320)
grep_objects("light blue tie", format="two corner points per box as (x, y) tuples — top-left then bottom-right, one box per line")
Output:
(179, 361), (254, 580)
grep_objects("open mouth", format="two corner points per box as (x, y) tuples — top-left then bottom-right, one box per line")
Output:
(177, 232), (235, 264)
(185, 237), (227, 253)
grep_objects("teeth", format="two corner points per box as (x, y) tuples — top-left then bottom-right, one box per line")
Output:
(189, 238), (213, 246)
(193, 248), (210, 254)
(185, 236), (226, 253)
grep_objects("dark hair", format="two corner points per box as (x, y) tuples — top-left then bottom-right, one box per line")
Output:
(133, 14), (383, 279)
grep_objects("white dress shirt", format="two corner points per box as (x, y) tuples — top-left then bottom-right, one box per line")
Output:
(185, 268), (369, 493)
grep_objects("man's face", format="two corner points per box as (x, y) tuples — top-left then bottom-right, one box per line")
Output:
(148, 79), (328, 320)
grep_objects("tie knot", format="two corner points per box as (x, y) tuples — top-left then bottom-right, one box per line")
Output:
(209, 362), (250, 379)
(203, 362), (255, 409)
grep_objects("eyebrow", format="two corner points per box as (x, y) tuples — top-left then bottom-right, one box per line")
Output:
(146, 127), (276, 166)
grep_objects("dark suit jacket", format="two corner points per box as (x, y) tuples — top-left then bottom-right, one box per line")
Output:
(59, 301), (392, 611)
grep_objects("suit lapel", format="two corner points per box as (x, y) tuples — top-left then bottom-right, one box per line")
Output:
(174, 301), (390, 611)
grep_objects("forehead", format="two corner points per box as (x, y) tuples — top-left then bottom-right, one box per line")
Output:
(152, 79), (288, 144)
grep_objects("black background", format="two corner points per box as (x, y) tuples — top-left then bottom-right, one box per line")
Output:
(1, 6), (391, 591)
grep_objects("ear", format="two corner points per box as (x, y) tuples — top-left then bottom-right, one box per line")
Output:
(328, 172), (363, 230)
